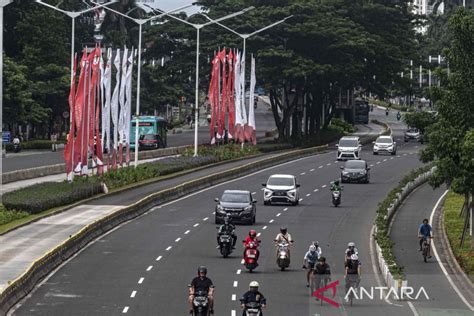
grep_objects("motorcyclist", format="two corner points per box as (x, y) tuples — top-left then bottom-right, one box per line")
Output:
(313, 256), (331, 297)
(240, 281), (266, 316)
(396, 111), (401, 121)
(330, 180), (343, 192)
(217, 214), (237, 249)
(12, 135), (21, 152)
(344, 254), (361, 302)
(303, 244), (321, 287)
(274, 226), (293, 259)
(243, 230), (261, 260)
(189, 266), (214, 314)
(418, 218), (432, 256)
(344, 242), (359, 264)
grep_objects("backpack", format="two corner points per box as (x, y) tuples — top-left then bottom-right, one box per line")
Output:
(347, 259), (359, 274)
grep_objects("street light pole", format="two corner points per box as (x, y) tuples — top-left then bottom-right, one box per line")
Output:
(93, 2), (193, 166)
(146, 5), (255, 156)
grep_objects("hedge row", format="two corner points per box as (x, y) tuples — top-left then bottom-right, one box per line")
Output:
(0, 204), (29, 225)
(328, 118), (357, 135)
(2, 178), (103, 214)
(5, 140), (65, 152)
(373, 164), (432, 278)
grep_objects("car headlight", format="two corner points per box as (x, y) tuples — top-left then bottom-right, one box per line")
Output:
(244, 205), (253, 212)
(287, 189), (296, 196)
(217, 205), (225, 213)
(374, 144), (379, 149)
(342, 171), (349, 175)
(359, 171), (366, 175)
(264, 189), (272, 197)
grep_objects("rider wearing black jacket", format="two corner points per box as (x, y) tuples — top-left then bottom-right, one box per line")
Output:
(217, 215), (237, 248)
(240, 281), (266, 316)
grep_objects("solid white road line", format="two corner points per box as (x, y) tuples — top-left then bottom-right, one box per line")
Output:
(131, 291), (137, 298)
(175, 237), (181, 242)
(234, 281), (238, 287)
(184, 230), (190, 235)
(166, 246), (172, 251)
(138, 277), (144, 284)
(156, 256), (162, 261)
(232, 294), (236, 301)
(430, 190), (474, 311)
(146, 266), (153, 271)
(407, 301), (419, 316)
(122, 306), (129, 313)
(193, 223), (199, 227)
(236, 269), (241, 275)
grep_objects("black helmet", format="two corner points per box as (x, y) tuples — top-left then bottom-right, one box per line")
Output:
(318, 256), (326, 262)
(280, 226), (287, 234)
(334, 180), (340, 186)
(423, 218), (429, 224)
(197, 266), (207, 275)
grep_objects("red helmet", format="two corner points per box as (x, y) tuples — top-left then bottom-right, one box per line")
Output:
(249, 230), (257, 238)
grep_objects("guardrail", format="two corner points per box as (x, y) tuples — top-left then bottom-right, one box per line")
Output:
(373, 168), (434, 299)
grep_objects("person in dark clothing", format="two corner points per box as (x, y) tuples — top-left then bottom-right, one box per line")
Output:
(344, 254), (361, 303)
(217, 214), (237, 248)
(418, 218), (432, 253)
(312, 256), (331, 298)
(189, 266), (214, 314)
(240, 281), (266, 316)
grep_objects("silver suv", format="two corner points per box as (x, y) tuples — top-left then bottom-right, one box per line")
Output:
(373, 135), (397, 155)
(336, 136), (361, 160)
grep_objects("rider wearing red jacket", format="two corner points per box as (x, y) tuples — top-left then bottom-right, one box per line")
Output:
(243, 230), (261, 260)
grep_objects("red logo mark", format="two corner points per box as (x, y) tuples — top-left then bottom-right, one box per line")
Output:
(312, 280), (340, 307)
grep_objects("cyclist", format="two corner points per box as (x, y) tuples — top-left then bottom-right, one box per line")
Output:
(344, 254), (361, 303)
(418, 218), (432, 258)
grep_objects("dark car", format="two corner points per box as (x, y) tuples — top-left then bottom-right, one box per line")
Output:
(138, 134), (165, 150)
(215, 190), (256, 225)
(340, 160), (370, 183)
(404, 128), (423, 143)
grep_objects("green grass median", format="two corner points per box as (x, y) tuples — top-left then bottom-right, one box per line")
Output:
(443, 191), (474, 281)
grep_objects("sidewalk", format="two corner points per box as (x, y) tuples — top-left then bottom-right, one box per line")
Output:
(390, 183), (474, 314)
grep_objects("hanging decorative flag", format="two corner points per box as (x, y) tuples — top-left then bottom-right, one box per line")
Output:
(234, 50), (243, 142)
(208, 54), (220, 144)
(239, 51), (247, 143)
(111, 48), (121, 169)
(103, 48), (112, 169)
(64, 53), (77, 181)
(245, 54), (257, 145)
(218, 48), (227, 139)
(125, 48), (134, 166)
(227, 49), (235, 140)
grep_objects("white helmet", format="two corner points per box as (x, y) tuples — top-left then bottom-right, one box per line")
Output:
(351, 254), (359, 260)
(348, 242), (356, 247)
(309, 245), (316, 252)
(249, 281), (259, 288)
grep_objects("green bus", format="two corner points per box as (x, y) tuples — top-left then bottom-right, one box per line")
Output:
(354, 99), (369, 124)
(130, 116), (168, 150)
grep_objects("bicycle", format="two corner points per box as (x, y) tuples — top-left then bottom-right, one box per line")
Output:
(345, 275), (359, 306)
(310, 270), (330, 305)
(421, 237), (432, 263)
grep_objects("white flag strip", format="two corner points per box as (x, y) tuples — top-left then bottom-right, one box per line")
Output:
(125, 48), (134, 146)
(100, 53), (105, 149)
(111, 48), (121, 150)
(103, 48), (112, 152)
(234, 51), (242, 128)
(118, 47), (128, 145)
(240, 51), (247, 125)
(248, 55), (257, 144)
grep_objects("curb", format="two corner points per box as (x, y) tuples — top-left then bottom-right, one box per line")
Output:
(373, 168), (434, 299)
(1, 146), (191, 184)
(0, 145), (330, 314)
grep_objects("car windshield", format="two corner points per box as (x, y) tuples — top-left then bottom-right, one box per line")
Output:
(345, 161), (365, 169)
(221, 192), (250, 203)
(140, 134), (155, 140)
(267, 177), (294, 186)
(376, 138), (392, 144)
(339, 139), (358, 147)
(407, 129), (419, 133)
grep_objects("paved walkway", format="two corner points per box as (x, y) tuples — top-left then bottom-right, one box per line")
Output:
(391, 183), (474, 315)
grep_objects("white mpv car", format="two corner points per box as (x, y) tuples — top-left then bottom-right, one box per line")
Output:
(336, 136), (362, 160)
(262, 174), (300, 206)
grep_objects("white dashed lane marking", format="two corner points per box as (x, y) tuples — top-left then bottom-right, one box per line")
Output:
(377, 161), (381, 164)
(310, 168), (315, 172)
(306, 193), (311, 197)
(156, 256), (162, 261)
(138, 277), (144, 284)
(269, 219), (274, 223)
(193, 223), (199, 227)
(175, 238), (181, 242)
(319, 165), (323, 169)
(234, 281), (238, 287)
(327, 163), (331, 166)
(383, 159), (387, 162)
(131, 291), (137, 298)
(203, 217), (209, 221)
(299, 198), (303, 202)
(166, 246), (172, 251)
(146, 266), (153, 271)
(276, 213), (281, 217)
(232, 294), (236, 301)
(370, 164), (374, 167)
(184, 230), (190, 235)
(263, 226), (267, 230)
(257, 233), (261, 237)
(300, 172), (306, 175)
(283, 208), (288, 211)
(232, 310), (236, 316)
(122, 306), (129, 313)
(236, 269), (241, 275)
(322, 185), (327, 188)
(252, 192), (256, 195)
(241, 259), (245, 264)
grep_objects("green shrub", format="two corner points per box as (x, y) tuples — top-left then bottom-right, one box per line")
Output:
(183, 143), (260, 160)
(374, 164), (433, 279)
(2, 178), (103, 214)
(0, 204), (29, 225)
(328, 118), (356, 134)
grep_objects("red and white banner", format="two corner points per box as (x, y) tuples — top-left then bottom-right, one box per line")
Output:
(245, 54), (257, 145)
(227, 50), (235, 140)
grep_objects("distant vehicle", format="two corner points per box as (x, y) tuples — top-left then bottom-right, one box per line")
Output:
(354, 99), (369, 124)
(340, 159), (370, 183)
(138, 134), (165, 150)
(130, 116), (167, 150)
(262, 174), (300, 206)
(336, 136), (362, 160)
(215, 190), (256, 224)
(256, 87), (265, 96)
(404, 128), (423, 143)
(373, 135), (397, 155)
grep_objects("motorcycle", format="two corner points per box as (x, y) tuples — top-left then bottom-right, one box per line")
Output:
(276, 242), (290, 271)
(190, 289), (210, 316)
(13, 143), (21, 153)
(243, 241), (259, 272)
(218, 233), (233, 258)
(332, 190), (341, 207)
(385, 110), (389, 116)
(244, 302), (262, 316)
(396, 112), (401, 121)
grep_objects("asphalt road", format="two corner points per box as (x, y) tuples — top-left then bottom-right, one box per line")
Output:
(391, 184), (473, 315)
(12, 113), (442, 316)
(2, 100), (276, 173)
